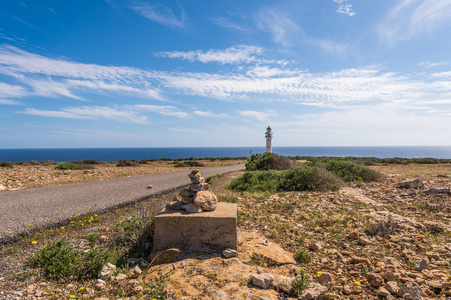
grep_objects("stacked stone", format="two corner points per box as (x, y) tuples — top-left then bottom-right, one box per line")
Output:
(167, 169), (218, 213)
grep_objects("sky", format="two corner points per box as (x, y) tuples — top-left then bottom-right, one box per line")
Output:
(1, 0), (451, 148)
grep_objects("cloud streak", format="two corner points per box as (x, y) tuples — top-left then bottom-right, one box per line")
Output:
(129, 2), (186, 28)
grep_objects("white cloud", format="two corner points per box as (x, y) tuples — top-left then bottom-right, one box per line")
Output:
(0, 99), (21, 105)
(156, 45), (262, 65)
(254, 6), (303, 47)
(378, 0), (451, 44)
(238, 110), (276, 121)
(333, 0), (356, 17)
(417, 61), (449, 68)
(0, 82), (27, 98)
(193, 110), (228, 118)
(133, 104), (188, 118)
(129, 2), (185, 28)
(211, 17), (244, 31)
(21, 106), (148, 124)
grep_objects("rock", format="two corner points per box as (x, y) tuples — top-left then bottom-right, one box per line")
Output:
(403, 282), (424, 300)
(94, 279), (106, 291)
(309, 243), (322, 251)
(0, 184), (6, 191)
(318, 293), (340, 300)
(223, 248), (238, 258)
(350, 256), (372, 266)
(300, 283), (327, 300)
(343, 285), (353, 295)
(425, 251), (440, 260)
(348, 231), (360, 240)
(424, 187), (450, 195)
(181, 196), (194, 204)
(415, 258), (428, 271)
(179, 188), (196, 197)
(193, 190), (218, 211)
(127, 265), (142, 279)
(317, 272), (334, 286)
(190, 182), (210, 191)
(382, 271), (401, 281)
(99, 263), (116, 279)
(147, 185), (152, 189)
(337, 241), (348, 249)
(167, 200), (185, 210)
(365, 272), (384, 287)
(272, 275), (293, 294)
(115, 273), (127, 281)
(252, 273), (275, 289)
(385, 281), (401, 296)
(377, 287), (391, 297)
(398, 179), (423, 189)
(182, 203), (203, 213)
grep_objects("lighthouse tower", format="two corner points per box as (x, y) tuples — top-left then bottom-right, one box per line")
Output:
(265, 126), (273, 153)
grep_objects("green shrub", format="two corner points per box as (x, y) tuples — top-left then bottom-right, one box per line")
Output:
(174, 161), (205, 167)
(80, 159), (102, 164)
(279, 165), (342, 191)
(230, 165), (342, 192)
(293, 249), (311, 264)
(55, 162), (93, 170)
(246, 152), (294, 171)
(308, 159), (385, 182)
(29, 239), (80, 281)
(116, 160), (139, 167)
(292, 269), (310, 295)
(0, 161), (14, 168)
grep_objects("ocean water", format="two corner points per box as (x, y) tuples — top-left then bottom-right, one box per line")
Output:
(1, 146), (451, 162)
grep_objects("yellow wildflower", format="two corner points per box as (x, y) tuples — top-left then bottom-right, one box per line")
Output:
(354, 280), (361, 286)
(79, 287), (84, 290)
(61, 227), (64, 229)
(29, 224), (33, 227)
(69, 295), (76, 298)
(31, 241), (37, 245)
(317, 271), (323, 274)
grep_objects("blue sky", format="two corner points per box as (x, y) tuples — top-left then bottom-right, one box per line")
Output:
(1, 0), (451, 148)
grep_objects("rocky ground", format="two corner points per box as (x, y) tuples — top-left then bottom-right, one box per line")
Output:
(1, 163), (451, 299)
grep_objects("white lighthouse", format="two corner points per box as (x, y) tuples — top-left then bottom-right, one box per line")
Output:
(265, 126), (273, 153)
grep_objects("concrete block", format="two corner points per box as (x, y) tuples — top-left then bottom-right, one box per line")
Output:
(153, 202), (237, 254)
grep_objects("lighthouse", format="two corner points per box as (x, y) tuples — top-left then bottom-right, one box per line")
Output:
(265, 126), (273, 153)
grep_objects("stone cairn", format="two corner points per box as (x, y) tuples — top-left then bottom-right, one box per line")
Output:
(167, 169), (218, 213)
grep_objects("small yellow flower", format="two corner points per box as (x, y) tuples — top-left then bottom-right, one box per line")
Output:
(95, 214), (98, 217)
(317, 271), (323, 274)
(89, 207), (92, 209)
(29, 224), (33, 227)
(38, 221), (41, 223)
(328, 235), (331, 237)
(71, 221), (74, 224)
(69, 295), (76, 298)
(31, 241), (37, 245)
(47, 219), (50, 221)
(318, 247), (321, 251)
(79, 287), (84, 290)
(354, 280), (361, 286)
(81, 223), (84, 225)
(51, 292), (54, 295)
(61, 227), (64, 229)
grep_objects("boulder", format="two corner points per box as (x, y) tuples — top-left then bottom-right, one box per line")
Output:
(272, 275), (293, 294)
(167, 200), (185, 210)
(252, 273), (275, 289)
(182, 203), (203, 213)
(193, 190), (218, 211)
(223, 248), (238, 258)
(365, 272), (384, 287)
(300, 283), (327, 300)
(398, 179), (423, 189)
(317, 272), (334, 286)
(424, 187), (450, 195)
(403, 282), (424, 300)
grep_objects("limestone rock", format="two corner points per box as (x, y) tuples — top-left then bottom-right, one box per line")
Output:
(223, 248), (238, 258)
(377, 287), (391, 297)
(398, 179), (423, 189)
(317, 272), (334, 286)
(182, 203), (203, 213)
(300, 283), (327, 300)
(181, 196), (194, 204)
(127, 265), (142, 279)
(193, 190), (218, 211)
(403, 282), (424, 300)
(309, 242), (322, 251)
(385, 281), (401, 296)
(350, 256), (371, 266)
(179, 188), (196, 197)
(99, 263), (116, 279)
(272, 275), (293, 294)
(252, 273), (275, 289)
(167, 200), (185, 210)
(365, 272), (384, 287)
(190, 182), (210, 191)
(424, 187), (450, 195)
(115, 273), (127, 281)
(415, 258), (428, 271)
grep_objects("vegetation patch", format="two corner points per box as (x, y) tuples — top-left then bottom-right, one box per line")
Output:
(245, 152), (294, 171)
(174, 161), (206, 167)
(116, 160), (139, 167)
(308, 158), (385, 182)
(54, 162), (93, 170)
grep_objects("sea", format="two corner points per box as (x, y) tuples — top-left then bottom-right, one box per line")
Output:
(1, 146), (451, 162)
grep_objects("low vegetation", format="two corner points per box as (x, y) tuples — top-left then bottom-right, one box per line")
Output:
(54, 162), (93, 170)
(245, 152), (295, 171)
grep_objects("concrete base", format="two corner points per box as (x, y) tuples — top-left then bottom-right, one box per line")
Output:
(153, 202), (237, 254)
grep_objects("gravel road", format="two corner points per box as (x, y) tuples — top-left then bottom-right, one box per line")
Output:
(0, 164), (244, 245)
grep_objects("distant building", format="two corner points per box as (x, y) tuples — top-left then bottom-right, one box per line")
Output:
(265, 126), (273, 153)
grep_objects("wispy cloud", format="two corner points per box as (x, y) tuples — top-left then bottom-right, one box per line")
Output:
(129, 2), (186, 28)
(378, 0), (451, 44)
(193, 110), (228, 118)
(254, 6), (303, 47)
(417, 61), (449, 68)
(238, 110), (276, 121)
(21, 106), (148, 124)
(156, 45), (262, 64)
(133, 104), (188, 118)
(211, 17), (244, 31)
(333, 0), (356, 17)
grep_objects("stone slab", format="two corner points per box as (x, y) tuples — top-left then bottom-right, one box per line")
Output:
(153, 202), (237, 254)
